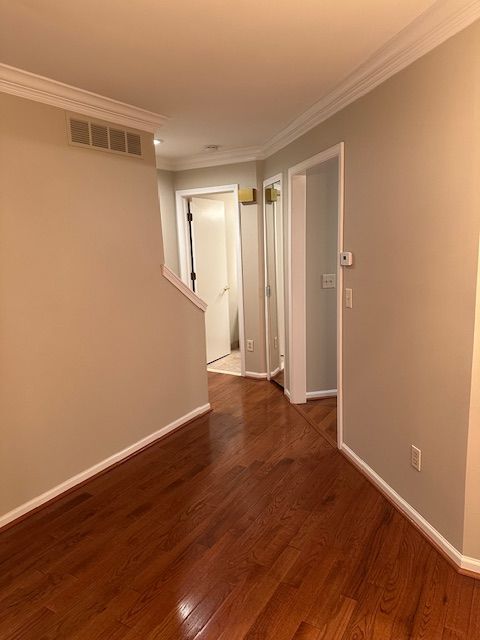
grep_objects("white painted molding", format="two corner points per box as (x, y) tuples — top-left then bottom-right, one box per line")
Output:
(161, 264), (207, 312)
(0, 402), (211, 530)
(245, 371), (268, 379)
(262, 0), (480, 157)
(174, 184), (246, 377)
(155, 0), (480, 169)
(0, 63), (168, 134)
(157, 146), (262, 171)
(341, 443), (480, 576)
(306, 389), (337, 399)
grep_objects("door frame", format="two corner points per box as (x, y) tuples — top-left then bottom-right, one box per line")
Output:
(175, 184), (246, 377)
(287, 142), (345, 448)
(262, 173), (283, 381)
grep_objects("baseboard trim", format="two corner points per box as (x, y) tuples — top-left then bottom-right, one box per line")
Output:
(245, 371), (268, 379)
(0, 402), (211, 532)
(207, 368), (242, 377)
(341, 443), (480, 577)
(306, 389), (337, 399)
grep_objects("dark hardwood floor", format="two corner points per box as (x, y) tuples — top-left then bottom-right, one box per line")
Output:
(1, 372), (478, 639)
(291, 396), (337, 447)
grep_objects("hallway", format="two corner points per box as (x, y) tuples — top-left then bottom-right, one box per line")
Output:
(0, 373), (478, 639)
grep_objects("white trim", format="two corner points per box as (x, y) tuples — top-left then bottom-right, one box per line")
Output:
(159, 146), (262, 171)
(245, 371), (268, 379)
(341, 443), (480, 576)
(262, 0), (480, 157)
(175, 185), (246, 377)
(0, 63), (168, 134)
(206, 368), (242, 377)
(306, 389), (337, 399)
(287, 143), (344, 449)
(270, 366), (281, 378)
(284, 388), (291, 400)
(263, 173), (284, 381)
(153, 0), (480, 169)
(0, 402), (210, 530)
(161, 264), (207, 312)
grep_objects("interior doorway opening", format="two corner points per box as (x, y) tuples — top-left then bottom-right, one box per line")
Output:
(175, 185), (246, 377)
(288, 143), (344, 447)
(263, 175), (286, 389)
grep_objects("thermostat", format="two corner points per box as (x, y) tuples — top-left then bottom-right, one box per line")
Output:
(340, 251), (353, 266)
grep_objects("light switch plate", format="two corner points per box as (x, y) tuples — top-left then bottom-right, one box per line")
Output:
(345, 288), (353, 308)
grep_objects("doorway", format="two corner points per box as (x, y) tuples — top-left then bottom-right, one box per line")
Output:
(263, 175), (286, 389)
(175, 185), (246, 377)
(287, 143), (344, 447)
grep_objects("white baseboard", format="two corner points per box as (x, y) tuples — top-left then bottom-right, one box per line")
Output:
(284, 388), (291, 400)
(245, 371), (268, 379)
(0, 402), (211, 530)
(341, 443), (480, 576)
(306, 389), (337, 399)
(207, 368), (242, 377)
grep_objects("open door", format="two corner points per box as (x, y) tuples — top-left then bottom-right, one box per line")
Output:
(190, 197), (231, 364)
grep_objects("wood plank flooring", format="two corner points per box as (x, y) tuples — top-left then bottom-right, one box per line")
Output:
(291, 396), (337, 447)
(0, 372), (478, 639)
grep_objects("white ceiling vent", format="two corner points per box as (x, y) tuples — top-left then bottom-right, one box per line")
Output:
(67, 115), (143, 158)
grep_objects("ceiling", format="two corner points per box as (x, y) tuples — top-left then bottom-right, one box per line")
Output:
(0, 0), (438, 164)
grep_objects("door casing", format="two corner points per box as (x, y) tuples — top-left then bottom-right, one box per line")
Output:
(287, 142), (345, 448)
(175, 184), (246, 377)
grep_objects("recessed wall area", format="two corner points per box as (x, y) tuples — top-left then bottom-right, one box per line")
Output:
(157, 162), (267, 376)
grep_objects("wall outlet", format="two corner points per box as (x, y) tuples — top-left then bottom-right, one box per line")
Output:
(274, 336), (278, 350)
(411, 445), (422, 471)
(322, 273), (336, 289)
(345, 288), (353, 308)
(247, 339), (254, 352)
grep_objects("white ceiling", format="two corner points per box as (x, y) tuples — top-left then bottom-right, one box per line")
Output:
(0, 0), (438, 163)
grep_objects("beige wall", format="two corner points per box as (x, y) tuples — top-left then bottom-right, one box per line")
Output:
(0, 93), (208, 520)
(168, 162), (266, 373)
(464, 235), (480, 558)
(306, 161), (338, 392)
(157, 169), (179, 275)
(263, 21), (480, 551)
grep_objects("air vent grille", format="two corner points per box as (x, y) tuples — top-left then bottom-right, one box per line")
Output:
(91, 123), (109, 149)
(109, 128), (126, 153)
(67, 116), (143, 158)
(126, 132), (142, 156)
(70, 119), (90, 145)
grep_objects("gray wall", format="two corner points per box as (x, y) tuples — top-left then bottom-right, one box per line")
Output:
(262, 21), (480, 552)
(157, 169), (179, 275)
(0, 93), (209, 521)
(306, 159), (338, 393)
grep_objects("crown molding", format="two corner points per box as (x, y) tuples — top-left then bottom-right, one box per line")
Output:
(0, 63), (168, 134)
(262, 0), (480, 157)
(157, 145), (262, 172)
(157, 0), (480, 170)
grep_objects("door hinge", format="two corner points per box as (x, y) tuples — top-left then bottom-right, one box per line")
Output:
(265, 284), (271, 298)
(191, 272), (197, 281)
(187, 212), (193, 222)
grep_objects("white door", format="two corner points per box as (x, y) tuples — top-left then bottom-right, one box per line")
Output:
(191, 197), (231, 364)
